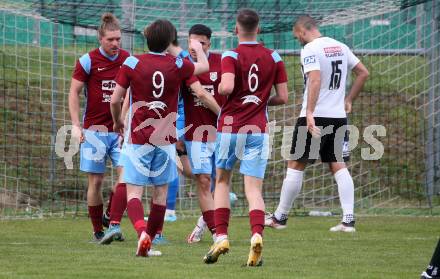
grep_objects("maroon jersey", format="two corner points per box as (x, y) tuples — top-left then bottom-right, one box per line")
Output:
(183, 52), (226, 142)
(115, 53), (195, 145)
(72, 48), (130, 132)
(218, 42), (288, 133)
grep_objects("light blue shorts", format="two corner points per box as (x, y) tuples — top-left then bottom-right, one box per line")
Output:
(176, 103), (185, 141)
(118, 143), (178, 186)
(80, 129), (120, 174)
(184, 141), (216, 175)
(215, 133), (269, 179)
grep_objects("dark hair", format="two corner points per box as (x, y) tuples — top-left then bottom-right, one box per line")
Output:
(188, 24), (212, 40)
(171, 25), (179, 46)
(294, 15), (318, 30)
(98, 13), (120, 37)
(143, 19), (176, 52)
(236, 8), (259, 33)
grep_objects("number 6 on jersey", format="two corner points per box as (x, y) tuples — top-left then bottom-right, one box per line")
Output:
(248, 63), (259, 93)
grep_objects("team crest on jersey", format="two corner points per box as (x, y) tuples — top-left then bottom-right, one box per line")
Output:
(147, 101), (167, 111)
(241, 95), (261, 105)
(210, 72), (218, 82)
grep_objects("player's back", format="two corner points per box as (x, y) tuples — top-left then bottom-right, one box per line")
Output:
(129, 53), (182, 114)
(117, 52), (194, 145)
(300, 37), (359, 118)
(218, 43), (284, 134)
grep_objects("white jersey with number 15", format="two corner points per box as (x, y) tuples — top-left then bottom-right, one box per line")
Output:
(300, 36), (360, 118)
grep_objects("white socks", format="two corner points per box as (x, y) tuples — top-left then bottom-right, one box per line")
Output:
(334, 168), (355, 222)
(216, 234), (228, 243)
(197, 215), (206, 228)
(273, 167), (354, 223)
(274, 168), (304, 221)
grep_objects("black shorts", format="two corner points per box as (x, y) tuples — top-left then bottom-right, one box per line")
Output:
(289, 117), (350, 163)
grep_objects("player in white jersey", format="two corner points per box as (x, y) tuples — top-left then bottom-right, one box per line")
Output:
(265, 15), (369, 232)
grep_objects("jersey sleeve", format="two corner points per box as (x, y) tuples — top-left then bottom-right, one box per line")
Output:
(301, 46), (320, 74)
(346, 47), (360, 70)
(178, 50), (190, 59)
(271, 51), (288, 84)
(72, 53), (91, 82)
(115, 56), (139, 89)
(221, 51), (238, 74)
(176, 57), (195, 81)
(115, 65), (131, 89)
(185, 75), (199, 87)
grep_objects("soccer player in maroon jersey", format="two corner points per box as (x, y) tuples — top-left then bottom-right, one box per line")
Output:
(110, 19), (209, 257)
(203, 9), (288, 266)
(68, 13), (129, 242)
(181, 24), (225, 243)
(153, 25), (223, 245)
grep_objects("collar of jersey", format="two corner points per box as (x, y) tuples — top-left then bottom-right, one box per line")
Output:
(99, 47), (119, 61)
(178, 50), (190, 59)
(239, 41), (259, 45)
(149, 51), (166, 56)
(309, 36), (326, 44)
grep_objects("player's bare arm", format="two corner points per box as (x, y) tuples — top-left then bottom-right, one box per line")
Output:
(110, 84), (127, 135)
(189, 81), (221, 115)
(219, 73), (235, 95)
(121, 88), (130, 123)
(345, 62), (369, 113)
(68, 78), (85, 142)
(306, 70), (321, 137)
(118, 88), (131, 140)
(268, 82), (288, 106)
(190, 39), (209, 75)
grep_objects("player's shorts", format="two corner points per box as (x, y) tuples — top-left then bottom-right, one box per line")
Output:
(118, 143), (178, 187)
(290, 117), (349, 163)
(80, 129), (120, 174)
(215, 133), (269, 179)
(184, 140), (216, 175)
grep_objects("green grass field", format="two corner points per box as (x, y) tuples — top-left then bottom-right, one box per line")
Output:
(0, 216), (438, 279)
